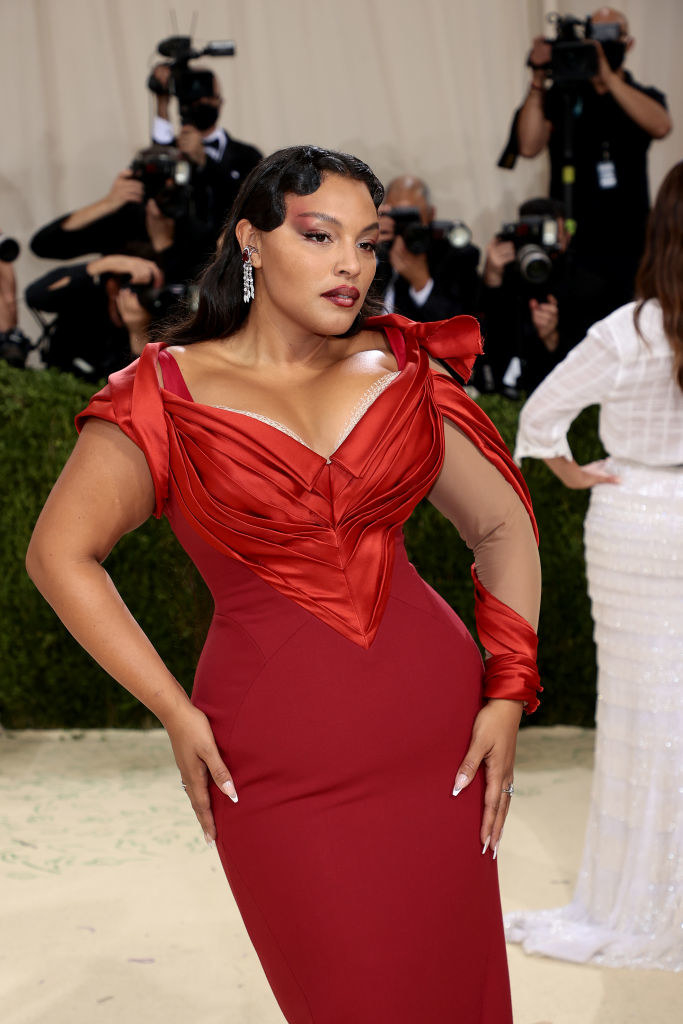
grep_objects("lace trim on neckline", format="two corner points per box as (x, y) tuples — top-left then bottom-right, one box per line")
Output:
(212, 371), (399, 462)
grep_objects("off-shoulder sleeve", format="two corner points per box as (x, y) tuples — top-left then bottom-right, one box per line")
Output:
(387, 311), (543, 711)
(514, 320), (620, 464)
(74, 343), (170, 518)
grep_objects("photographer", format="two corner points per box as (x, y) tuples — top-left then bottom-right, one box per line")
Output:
(504, 7), (671, 312)
(475, 197), (606, 397)
(376, 175), (479, 321)
(30, 163), (211, 284)
(25, 255), (163, 380)
(149, 63), (262, 240)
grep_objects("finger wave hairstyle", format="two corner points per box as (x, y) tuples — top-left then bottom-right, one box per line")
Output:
(161, 145), (385, 345)
(634, 159), (683, 391)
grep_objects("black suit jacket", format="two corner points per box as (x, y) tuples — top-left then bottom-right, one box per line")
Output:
(192, 129), (262, 235)
(377, 238), (481, 322)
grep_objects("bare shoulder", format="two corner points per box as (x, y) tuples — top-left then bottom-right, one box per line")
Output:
(156, 340), (226, 387)
(345, 327), (397, 371)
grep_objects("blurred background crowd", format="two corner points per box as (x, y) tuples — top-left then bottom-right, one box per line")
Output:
(1, 0), (680, 392)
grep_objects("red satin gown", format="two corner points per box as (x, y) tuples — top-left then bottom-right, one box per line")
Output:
(77, 314), (540, 1024)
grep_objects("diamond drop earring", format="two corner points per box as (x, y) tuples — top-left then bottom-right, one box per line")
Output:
(242, 245), (258, 304)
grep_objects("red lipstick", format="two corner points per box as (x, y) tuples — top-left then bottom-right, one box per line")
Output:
(322, 286), (360, 307)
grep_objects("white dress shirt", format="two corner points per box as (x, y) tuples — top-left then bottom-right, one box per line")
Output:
(382, 274), (434, 314)
(514, 300), (683, 467)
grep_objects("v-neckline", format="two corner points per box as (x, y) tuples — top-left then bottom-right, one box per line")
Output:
(158, 328), (406, 465)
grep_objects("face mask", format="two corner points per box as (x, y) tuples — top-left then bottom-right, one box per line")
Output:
(182, 102), (219, 131)
(600, 40), (626, 71)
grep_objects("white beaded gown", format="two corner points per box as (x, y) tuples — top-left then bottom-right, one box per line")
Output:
(509, 300), (683, 971)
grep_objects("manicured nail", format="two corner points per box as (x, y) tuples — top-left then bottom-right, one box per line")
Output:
(493, 829), (504, 860)
(203, 832), (215, 848)
(482, 835), (491, 855)
(221, 779), (238, 803)
(452, 773), (469, 796)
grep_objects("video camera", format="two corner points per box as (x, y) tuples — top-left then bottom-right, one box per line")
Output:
(536, 14), (625, 86)
(129, 145), (192, 219)
(384, 207), (473, 255)
(498, 216), (562, 284)
(147, 34), (235, 126)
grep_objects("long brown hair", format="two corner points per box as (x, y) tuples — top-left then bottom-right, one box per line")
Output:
(634, 160), (683, 391)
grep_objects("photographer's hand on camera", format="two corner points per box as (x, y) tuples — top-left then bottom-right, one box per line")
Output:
(86, 255), (163, 289)
(60, 171), (144, 234)
(483, 239), (516, 289)
(378, 204), (432, 293)
(529, 295), (559, 352)
(388, 236), (431, 293)
(527, 36), (552, 75)
(517, 38), (553, 158)
(150, 63), (172, 120)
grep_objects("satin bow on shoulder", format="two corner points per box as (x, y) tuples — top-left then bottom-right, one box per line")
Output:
(365, 312), (484, 383)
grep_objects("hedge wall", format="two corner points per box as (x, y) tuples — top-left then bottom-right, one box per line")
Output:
(0, 361), (603, 729)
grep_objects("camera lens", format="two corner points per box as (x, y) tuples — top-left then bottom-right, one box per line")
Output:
(517, 244), (552, 284)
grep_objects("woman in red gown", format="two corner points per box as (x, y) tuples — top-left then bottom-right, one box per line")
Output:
(27, 147), (541, 1023)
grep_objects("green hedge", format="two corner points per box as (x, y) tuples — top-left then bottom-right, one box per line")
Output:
(0, 361), (602, 728)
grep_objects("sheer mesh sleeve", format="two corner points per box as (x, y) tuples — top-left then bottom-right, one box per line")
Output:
(427, 417), (542, 709)
(428, 418), (541, 630)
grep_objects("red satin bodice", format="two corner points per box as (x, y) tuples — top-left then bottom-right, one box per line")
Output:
(76, 314), (541, 711)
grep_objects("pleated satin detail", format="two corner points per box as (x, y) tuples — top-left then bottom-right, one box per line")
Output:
(76, 314), (538, 651)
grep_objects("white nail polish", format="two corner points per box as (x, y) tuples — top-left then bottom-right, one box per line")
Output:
(493, 831), (503, 860)
(452, 773), (469, 796)
(482, 835), (491, 855)
(204, 832), (215, 848)
(221, 780), (238, 803)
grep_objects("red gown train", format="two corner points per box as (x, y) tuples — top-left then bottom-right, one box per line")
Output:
(77, 315), (540, 1023)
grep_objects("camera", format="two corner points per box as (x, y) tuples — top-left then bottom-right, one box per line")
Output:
(147, 34), (235, 127)
(0, 327), (31, 368)
(540, 14), (625, 86)
(0, 234), (20, 263)
(498, 216), (561, 284)
(129, 281), (199, 320)
(129, 146), (192, 218)
(384, 207), (472, 255)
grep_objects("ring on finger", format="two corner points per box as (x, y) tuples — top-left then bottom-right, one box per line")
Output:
(180, 781), (187, 791)
(502, 783), (514, 796)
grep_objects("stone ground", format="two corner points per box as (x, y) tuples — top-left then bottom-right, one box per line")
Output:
(1, 725), (680, 1024)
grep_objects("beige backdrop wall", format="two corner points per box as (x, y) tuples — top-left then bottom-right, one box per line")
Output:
(3, 0), (681, 336)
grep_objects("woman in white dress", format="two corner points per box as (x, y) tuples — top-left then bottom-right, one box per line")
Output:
(506, 161), (683, 971)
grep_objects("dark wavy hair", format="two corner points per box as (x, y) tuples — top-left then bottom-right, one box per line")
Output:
(161, 145), (385, 345)
(634, 160), (683, 391)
